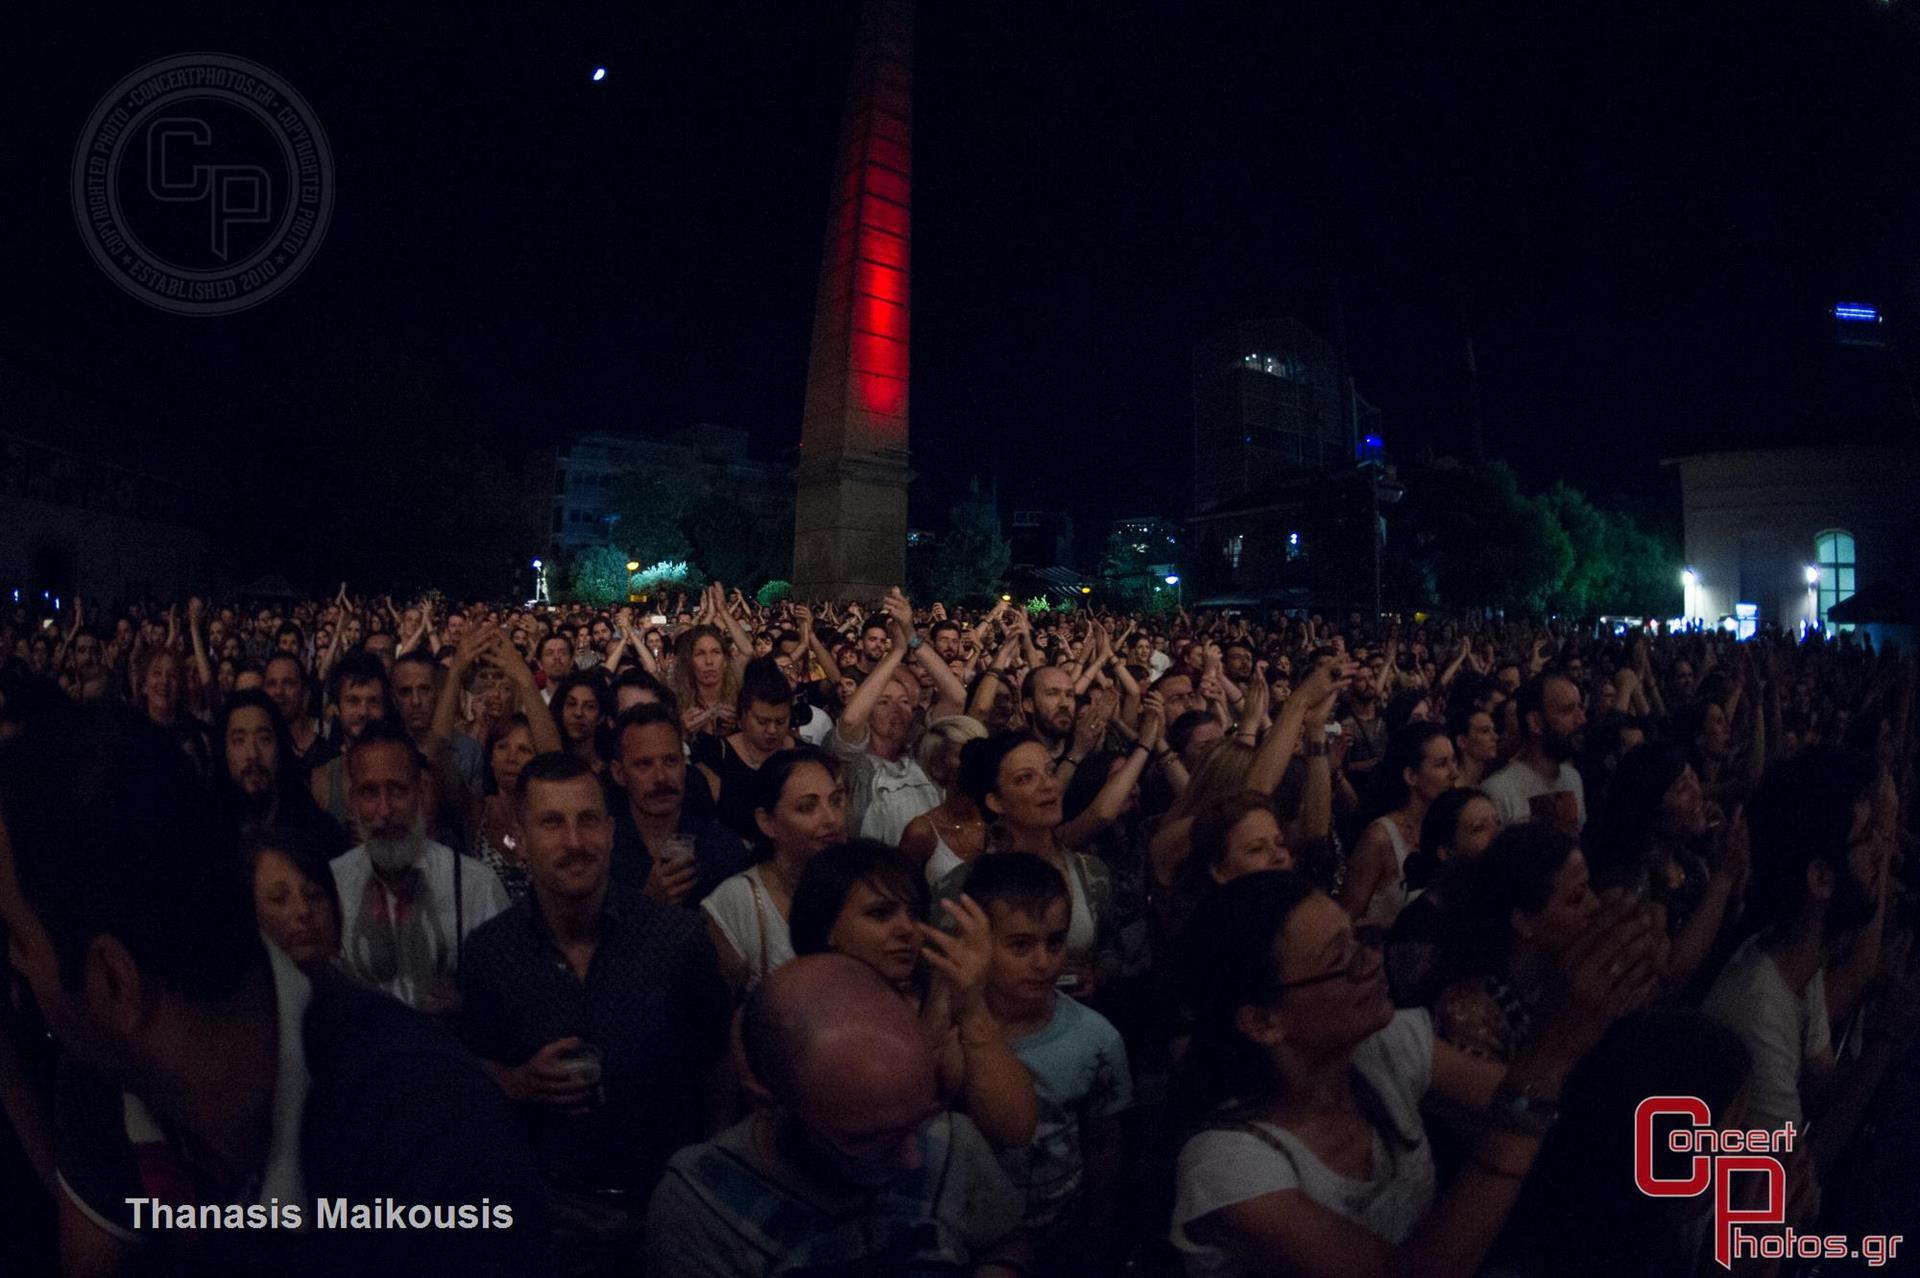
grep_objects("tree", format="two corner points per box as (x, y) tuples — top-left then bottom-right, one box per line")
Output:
(609, 472), (694, 567)
(570, 545), (634, 606)
(929, 502), (1011, 604)
(1394, 461), (1569, 614)
(1099, 531), (1180, 615)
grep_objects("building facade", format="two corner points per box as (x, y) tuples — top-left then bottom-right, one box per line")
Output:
(1667, 445), (1920, 632)
(1192, 318), (1351, 514)
(0, 432), (216, 604)
(536, 425), (790, 555)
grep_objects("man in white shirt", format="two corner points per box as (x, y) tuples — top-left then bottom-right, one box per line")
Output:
(1703, 748), (1919, 1174)
(331, 721), (508, 1014)
(1482, 671), (1587, 833)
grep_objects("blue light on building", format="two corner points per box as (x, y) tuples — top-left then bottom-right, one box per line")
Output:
(1833, 303), (1881, 323)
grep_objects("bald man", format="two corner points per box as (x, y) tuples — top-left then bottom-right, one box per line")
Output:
(644, 954), (1027, 1276)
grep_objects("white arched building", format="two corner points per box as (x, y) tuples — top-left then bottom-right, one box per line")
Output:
(1665, 445), (1920, 634)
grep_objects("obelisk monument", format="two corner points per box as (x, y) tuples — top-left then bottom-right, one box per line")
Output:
(790, 0), (913, 601)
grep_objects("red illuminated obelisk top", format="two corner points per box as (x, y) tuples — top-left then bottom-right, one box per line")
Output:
(791, 0), (913, 601)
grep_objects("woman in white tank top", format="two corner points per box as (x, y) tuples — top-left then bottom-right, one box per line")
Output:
(1339, 724), (1458, 928)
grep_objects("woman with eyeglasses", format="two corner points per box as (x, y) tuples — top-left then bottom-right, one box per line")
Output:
(1168, 869), (1660, 1278)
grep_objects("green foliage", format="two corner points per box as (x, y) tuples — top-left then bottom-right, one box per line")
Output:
(929, 502), (1012, 604)
(632, 559), (705, 597)
(1392, 462), (1676, 617)
(610, 470), (794, 591)
(1025, 595), (1051, 614)
(570, 545), (635, 606)
(757, 579), (793, 607)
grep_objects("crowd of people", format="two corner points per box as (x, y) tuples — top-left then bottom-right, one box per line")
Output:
(0, 581), (1914, 1277)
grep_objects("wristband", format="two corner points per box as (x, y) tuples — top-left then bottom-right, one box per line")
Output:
(907, 634), (924, 651)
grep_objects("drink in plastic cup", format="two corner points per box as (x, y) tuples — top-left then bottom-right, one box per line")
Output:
(559, 1041), (604, 1108)
(658, 834), (697, 869)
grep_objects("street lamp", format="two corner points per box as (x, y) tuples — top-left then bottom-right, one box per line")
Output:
(1804, 565), (1819, 586)
(626, 561), (640, 573)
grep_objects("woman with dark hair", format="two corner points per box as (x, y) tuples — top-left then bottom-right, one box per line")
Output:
(701, 746), (847, 996)
(1432, 825), (1605, 1065)
(243, 825), (343, 969)
(1169, 870), (1659, 1278)
(1447, 699), (1501, 790)
(788, 838), (1039, 1150)
(1585, 741), (1748, 995)
(469, 713), (539, 901)
(1339, 723), (1458, 928)
(547, 670), (611, 776)
(1385, 787), (1500, 1009)
(939, 722), (1162, 1003)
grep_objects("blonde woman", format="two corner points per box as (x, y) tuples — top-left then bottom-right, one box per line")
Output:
(898, 714), (991, 886)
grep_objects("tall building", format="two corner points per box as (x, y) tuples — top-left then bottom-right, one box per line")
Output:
(791, 0), (914, 600)
(1192, 318), (1350, 514)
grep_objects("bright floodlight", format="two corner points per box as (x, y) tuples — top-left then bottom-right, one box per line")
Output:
(626, 561), (640, 572)
(1805, 565), (1820, 586)
(1681, 568), (1697, 587)
(1165, 574), (1181, 586)
(592, 67), (607, 82)
(532, 558), (543, 570)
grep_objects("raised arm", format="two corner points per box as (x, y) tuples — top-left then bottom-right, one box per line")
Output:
(1248, 658), (1347, 796)
(837, 628), (910, 744)
(1058, 700), (1161, 850)
(883, 588), (966, 718)
(492, 629), (563, 753)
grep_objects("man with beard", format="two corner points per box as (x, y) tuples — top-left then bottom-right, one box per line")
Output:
(1704, 747), (1920, 1195)
(1481, 671), (1588, 834)
(330, 721), (509, 1014)
(1022, 665), (1077, 759)
(608, 704), (752, 907)
(1336, 663), (1389, 780)
(213, 691), (349, 855)
(307, 652), (392, 826)
(538, 633), (576, 704)
(855, 616), (893, 676)
(392, 649), (487, 802)
(460, 753), (729, 1274)
(644, 954), (1025, 1277)
(0, 707), (538, 1277)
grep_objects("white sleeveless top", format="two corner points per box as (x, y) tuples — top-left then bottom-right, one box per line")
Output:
(1361, 816), (1412, 928)
(924, 827), (965, 889)
(700, 864), (793, 993)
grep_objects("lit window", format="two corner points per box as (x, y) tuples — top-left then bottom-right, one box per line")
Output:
(1225, 534), (1243, 570)
(1287, 531), (1304, 562)
(1814, 529), (1855, 627)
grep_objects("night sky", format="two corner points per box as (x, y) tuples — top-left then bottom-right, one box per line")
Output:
(4, 0), (1917, 573)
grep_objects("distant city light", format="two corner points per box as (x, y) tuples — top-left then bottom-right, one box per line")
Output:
(1805, 565), (1820, 586)
(591, 67), (607, 82)
(1165, 574), (1181, 586)
(1832, 303), (1881, 323)
(1288, 531), (1300, 546)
